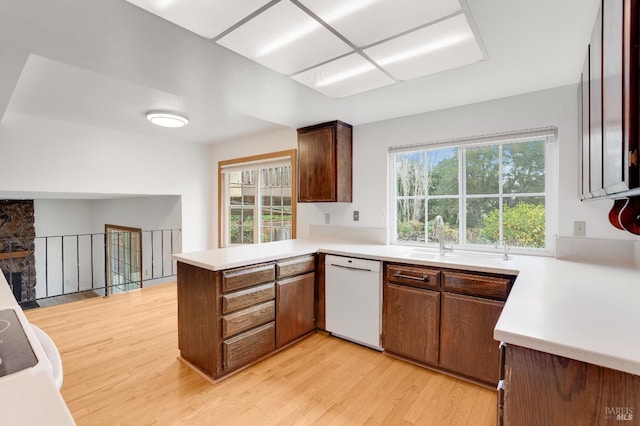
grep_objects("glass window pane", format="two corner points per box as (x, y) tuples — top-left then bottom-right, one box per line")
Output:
(427, 198), (459, 244)
(397, 199), (425, 242)
(396, 152), (426, 197)
(428, 147), (458, 195)
(466, 197), (499, 244)
(502, 197), (545, 248)
(503, 140), (545, 193)
(466, 145), (499, 194)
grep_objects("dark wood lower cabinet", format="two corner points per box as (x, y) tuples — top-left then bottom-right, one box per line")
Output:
(276, 272), (315, 347)
(382, 282), (440, 365)
(503, 345), (640, 425)
(439, 292), (504, 385)
(177, 261), (219, 377)
(223, 322), (275, 371)
(178, 257), (318, 381)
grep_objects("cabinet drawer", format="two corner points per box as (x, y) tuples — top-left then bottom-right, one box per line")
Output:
(442, 271), (513, 301)
(385, 264), (440, 290)
(223, 322), (275, 371)
(222, 301), (275, 338)
(222, 263), (275, 292)
(222, 283), (275, 314)
(277, 255), (315, 278)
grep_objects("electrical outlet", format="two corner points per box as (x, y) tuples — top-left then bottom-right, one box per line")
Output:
(353, 211), (359, 221)
(574, 221), (586, 237)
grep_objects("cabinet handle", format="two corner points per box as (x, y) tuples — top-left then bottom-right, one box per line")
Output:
(394, 272), (430, 282)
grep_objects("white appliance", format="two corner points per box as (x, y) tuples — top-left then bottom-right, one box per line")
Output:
(325, 255), (382, 350)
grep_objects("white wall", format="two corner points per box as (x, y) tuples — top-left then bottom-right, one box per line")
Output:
(0, 112), (212, 252)
(214, 84), (637, 251)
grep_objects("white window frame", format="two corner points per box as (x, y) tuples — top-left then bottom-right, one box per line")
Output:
(218, 150), (297, 248)
(388, 128), (557, 256)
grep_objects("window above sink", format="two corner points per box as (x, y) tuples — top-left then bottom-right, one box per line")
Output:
(389, 128), (555, 256)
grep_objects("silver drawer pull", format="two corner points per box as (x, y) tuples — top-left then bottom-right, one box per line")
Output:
(394, 272), (430, 282)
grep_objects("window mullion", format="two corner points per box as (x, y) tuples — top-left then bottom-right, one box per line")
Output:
(255, 169), (261, 244)
(498, 144), (504, 242)
(459, 147), (466, 245)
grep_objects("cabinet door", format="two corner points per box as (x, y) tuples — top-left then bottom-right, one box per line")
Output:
(503, 345), (640, 425)
(298, 125), (337, 202)
(382, 283), (439, 365)
(580, 50), (592, 198)
(603, 0), (626, 193)
(297, 121), (352, 202)
(439, 292), (504, 385)
(590, 5), (605, 196)
(276, 272), (315, 347)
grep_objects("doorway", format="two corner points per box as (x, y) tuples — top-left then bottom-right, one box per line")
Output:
(105, 224), (142, 295)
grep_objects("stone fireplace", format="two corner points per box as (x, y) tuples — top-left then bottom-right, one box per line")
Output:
(0, 200), (36, 303)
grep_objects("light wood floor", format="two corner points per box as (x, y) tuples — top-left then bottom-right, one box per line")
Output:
(26, 283), (497, 425)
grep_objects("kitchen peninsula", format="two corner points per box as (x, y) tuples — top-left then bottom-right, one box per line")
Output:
(174, 239), (639, 387)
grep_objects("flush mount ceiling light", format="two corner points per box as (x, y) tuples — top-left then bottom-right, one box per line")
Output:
(146, 111), (189, 128)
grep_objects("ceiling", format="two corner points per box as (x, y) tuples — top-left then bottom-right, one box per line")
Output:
(0, 0), (600, 145)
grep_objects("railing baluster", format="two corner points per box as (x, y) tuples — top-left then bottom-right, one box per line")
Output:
(150, 230), (155, 279)
(76, 235), (80, 293)
(61, 236), (65, 296)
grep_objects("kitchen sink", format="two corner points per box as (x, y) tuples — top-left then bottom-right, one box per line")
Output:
(402, 248), (506, 261)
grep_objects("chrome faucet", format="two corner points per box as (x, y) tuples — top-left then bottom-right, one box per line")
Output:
(433, 215), (453, 256)
(496, 239), (510, 260)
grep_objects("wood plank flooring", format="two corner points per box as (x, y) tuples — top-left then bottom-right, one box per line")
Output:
(26, 282), (497, 425)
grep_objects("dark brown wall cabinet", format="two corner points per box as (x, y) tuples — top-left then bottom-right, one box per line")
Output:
(501, 345), (640, 425)
(579, 0), (640, 234)
(177, 254), (316, 380)
(297, 120), (353, 203)
(382, 263), (514, 387)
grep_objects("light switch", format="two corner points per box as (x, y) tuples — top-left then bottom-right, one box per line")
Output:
(573, 221), (586, 237)
(353, 211), (359, 221)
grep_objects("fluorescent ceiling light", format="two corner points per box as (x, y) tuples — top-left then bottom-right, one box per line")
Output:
(300, 0), (462, 47)
(128, 0), (485, 98)
(364, 13), (483, 81)
(257, 21), (322, 57)
(146, 111), (189, 128)
(376, 33), (472, 66)
(292, 53), (394, 98)
(125, 0), (271, 39)
(258, 0), (382, 56)
(316, 62), (376, 87)
(217, 1), (352, 75)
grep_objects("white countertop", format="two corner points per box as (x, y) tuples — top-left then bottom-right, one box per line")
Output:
(174, 239), (640, 376)
(0, 274), (75, 425)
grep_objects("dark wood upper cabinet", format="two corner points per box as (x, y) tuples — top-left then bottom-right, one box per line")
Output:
(297, 121), (353, 203)
(579, 0), (640, 234)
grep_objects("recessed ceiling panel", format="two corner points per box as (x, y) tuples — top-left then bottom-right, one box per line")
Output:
(300, 0), (462, 47)
(217, 1), (353, 75)
(292, 53), (395, 98)
(365, 14), (484, 81)
(125, 0), (272, 39)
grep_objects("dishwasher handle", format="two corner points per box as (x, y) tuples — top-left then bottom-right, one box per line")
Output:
(329, 263), (374, 272)
(394, 271), (431, 282)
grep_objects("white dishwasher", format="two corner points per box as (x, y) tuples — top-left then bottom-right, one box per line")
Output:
(325, 255), (382, 350)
